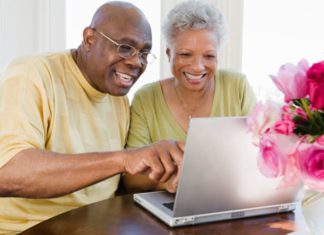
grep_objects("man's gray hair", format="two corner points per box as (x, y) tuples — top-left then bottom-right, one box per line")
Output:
(162, 0), (227, 47)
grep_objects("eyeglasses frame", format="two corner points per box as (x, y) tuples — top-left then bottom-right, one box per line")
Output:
(95, 30), (156, 65)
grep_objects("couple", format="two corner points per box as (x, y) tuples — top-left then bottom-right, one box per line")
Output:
(0, 0), (255, 234)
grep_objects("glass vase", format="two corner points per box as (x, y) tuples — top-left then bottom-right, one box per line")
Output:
(301, 187), (324, 235)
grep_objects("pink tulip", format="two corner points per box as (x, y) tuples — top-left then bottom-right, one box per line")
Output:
(270, 59), (309, 102)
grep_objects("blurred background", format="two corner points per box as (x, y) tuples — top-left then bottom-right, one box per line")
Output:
(1, 0), (323, 101)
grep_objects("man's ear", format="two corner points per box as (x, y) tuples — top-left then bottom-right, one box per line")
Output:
(166, 48), (171, 62)
(82, 27), (96, 51)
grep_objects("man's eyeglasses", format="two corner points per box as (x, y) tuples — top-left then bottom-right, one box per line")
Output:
(95, 30), (156, 65)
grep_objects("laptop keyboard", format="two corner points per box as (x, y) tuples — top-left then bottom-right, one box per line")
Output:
(163, 202), (174, 211)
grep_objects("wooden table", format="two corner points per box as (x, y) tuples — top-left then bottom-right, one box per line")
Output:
(20, 194), (308, 235)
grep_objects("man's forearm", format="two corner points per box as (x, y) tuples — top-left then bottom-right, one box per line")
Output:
(0, 140), (183, 198)
(0, 148), (127, 198)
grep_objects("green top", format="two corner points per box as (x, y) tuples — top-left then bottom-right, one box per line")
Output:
(126, 69), (256, 148)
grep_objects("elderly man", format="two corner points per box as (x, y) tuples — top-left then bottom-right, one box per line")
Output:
(0, 1), (182, 234)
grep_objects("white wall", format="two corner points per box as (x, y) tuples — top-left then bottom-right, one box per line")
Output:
(0, 0), (65, 72)
(0, 0), (37, 70)
(1, 0), (243, 86)
(214, 0), (244, 71)
(242, 0), (324, 101)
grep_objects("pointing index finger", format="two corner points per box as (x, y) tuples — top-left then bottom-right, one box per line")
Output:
(169, 141), (184, 167)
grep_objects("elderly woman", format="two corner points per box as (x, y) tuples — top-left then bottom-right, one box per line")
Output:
(124, 0), (256, 192)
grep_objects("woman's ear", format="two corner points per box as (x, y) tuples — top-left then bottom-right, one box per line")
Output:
(82, 27), (96, 51)
(166, 48), (171, 62)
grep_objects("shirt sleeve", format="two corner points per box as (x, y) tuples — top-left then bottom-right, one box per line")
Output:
(0, 59), (50, 167)
(126, 90), (152, 148)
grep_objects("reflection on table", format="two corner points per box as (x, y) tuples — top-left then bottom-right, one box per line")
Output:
(20, 194), (309, 235)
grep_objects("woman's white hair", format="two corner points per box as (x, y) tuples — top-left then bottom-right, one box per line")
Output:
(162, 0), (227, 47)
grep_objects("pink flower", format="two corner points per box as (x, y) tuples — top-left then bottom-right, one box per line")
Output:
(316, 136), (324, 145)
(307, 61), (324, 109)
(277, 151), (301, 189)
(295, 107), (308, 119)
(270, 59), (309, 102)
(281, 104), (294, 121)
(247, 58), (324, 191)
(246, 100), (281, 145)
(274, 120), (295, 135)
(298, 142), (324, 191)
(282, 104), (291, 113)
(308, 80), (324, 109)
(307, 61), (324, 82)
(258, 132), (298, 178)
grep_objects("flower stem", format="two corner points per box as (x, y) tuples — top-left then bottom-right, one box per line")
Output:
(301, 98), (314, 122)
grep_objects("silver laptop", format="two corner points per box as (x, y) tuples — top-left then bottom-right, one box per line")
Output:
(133, 117), (302, 227)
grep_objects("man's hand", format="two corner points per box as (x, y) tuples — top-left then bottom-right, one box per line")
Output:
(123, 140), (184, 186)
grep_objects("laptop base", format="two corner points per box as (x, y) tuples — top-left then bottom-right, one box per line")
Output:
(134, 191), (297, 227)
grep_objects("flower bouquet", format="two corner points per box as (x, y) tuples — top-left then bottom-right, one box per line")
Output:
(247, 59), (324, 234)
(247, 59), (324, 189)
